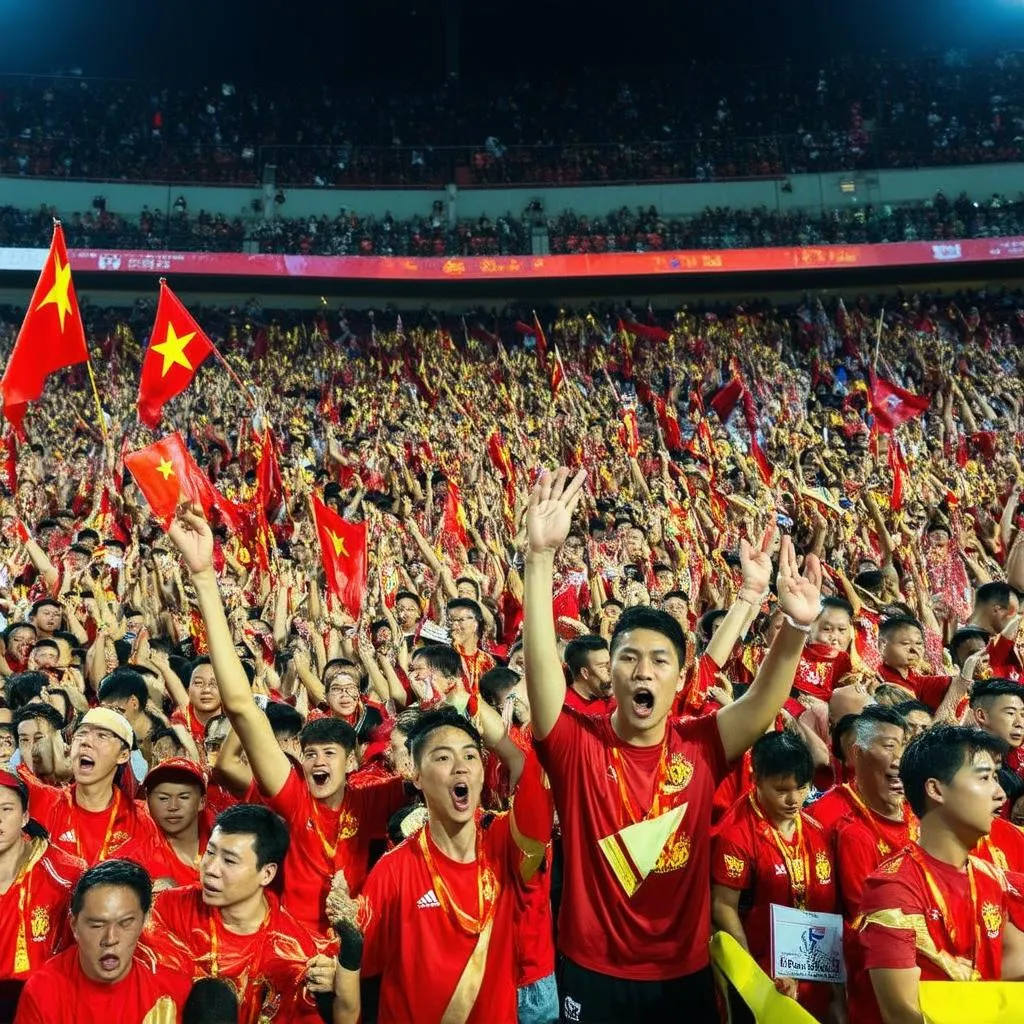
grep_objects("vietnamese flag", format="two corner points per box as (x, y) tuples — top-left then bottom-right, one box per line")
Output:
(312, 495), (367, 618)
(888, 436), (908, 511)
(1, 222), (88, 437)
(137, 281), (215, 428)
(442, 478), (470, 548)
(868, 370), (930, 434)
(532, 311), (548, 370)
(125, 432), (239, 530)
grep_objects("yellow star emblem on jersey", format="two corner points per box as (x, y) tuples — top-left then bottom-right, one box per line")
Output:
(36, 253), (74, 332)
(328, 530), (348, 557)
(155, 459), (174, 480)
(151, 323), (196, 377)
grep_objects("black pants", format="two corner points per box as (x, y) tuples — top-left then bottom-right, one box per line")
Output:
(558, 957), (719, 1024)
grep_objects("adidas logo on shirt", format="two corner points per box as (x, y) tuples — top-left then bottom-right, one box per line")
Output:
(416, 889), (441, 910)
(58, 831), (76, 843)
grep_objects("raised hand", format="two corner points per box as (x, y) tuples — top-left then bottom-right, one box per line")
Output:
(737, 525), (776, 601)
(775, 535), (823, 628)
(526, 468), (587, 555)
(166, 504), (215, 576)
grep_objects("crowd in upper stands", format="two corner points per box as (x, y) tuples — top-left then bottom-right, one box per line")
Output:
(2, 49), (1024, 187)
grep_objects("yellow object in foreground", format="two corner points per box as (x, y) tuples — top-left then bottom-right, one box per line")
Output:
(920, 982), (1024, 1023)
(709, 932), (819, 1023)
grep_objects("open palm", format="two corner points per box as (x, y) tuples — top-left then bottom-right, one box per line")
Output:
(775, 536), (822, 627)
(526, 468), (587, 554)
(166, 505), (215, 576)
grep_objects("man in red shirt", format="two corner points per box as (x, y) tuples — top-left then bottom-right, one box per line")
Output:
(970, 679), (1024, 765)
(0, 769), (84, 981)
(712, 731), (839, 1021)
(166, 508), (407, 936)
(562, 635), (614, 715)
(170, 658), (223, 748)
(14, 859), (191, 1023)
(146, 803), (337, 1024)
(131, 758), (209, 890)
(876, 615), (960, 713)
(19, 707), (157, 866)
(856, 725), (1024, 1023)
(347, 707), (553, 1024)
(522, 468), (823, 1023)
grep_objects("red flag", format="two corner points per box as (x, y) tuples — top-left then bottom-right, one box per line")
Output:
(0, 428), (17, 495)
(1, 222), (88, 437)
(254, 428), (284, 519)
(888, 436), (907, 511)
(550, 346), (566, 398)
(709, 377), (744, 422)
(532, 311), (548, 370)
(442, 478), (470, 548)
(125, 433), (239, 531)
(312, 495), (367, 618)
(868, 370), (930, 434)
(619, 319), (670, 343)
(137, 281), (215, 428)
(651, 393), (683, 450)
(750, 435), (774, 486)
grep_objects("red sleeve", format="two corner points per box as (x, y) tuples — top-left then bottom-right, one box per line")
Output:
(1006, 871), (1024, 932)
(16, 766), (64, 822)
(858, 871), (922, 971)
(144, 891), (198, 976)
(509, 749), (554, 855)
(913, 674), (951, 713)
(534, 704), (587, 781)
(11, 979), (47, 1024)
(989, 634), (1017, 675)
(836, 820), (881, 920)
(675, 709), (731, 784)
(711, 823), (755, 890)
(359, 852), (399, 978)
(265, 766), (309, 828)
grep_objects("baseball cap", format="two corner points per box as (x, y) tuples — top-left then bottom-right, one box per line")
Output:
(74, 707), (135, 750)
(143, 757), (207, 794)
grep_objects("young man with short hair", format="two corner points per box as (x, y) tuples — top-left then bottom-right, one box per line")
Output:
(14, 859), (191, 1023)
(146, 804), (336, 1024)
(170, 658), (223, 748)
(562, 635), (614, 714)
(523, 468), (822, 1023)
(877, 615), (959, 713)
(342, 707), (553, 1024)
(856, 726), (1024, 1023)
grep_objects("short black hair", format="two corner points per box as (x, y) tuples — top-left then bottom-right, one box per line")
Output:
(188, 657), (213, 684)
(564, 635), (608, 677)
(2, 622), (35, 643)
(893, 700), (933, 721)
(30, 599), (61, 616)
(394, 590), (421, 607)
(969, 678), (1024, 711)
(76, 528), (100, 543)
(610, 606), (687, 668)
(447, 597), (484, 638)
(6, 672), (48, 710)
(852, 704), (908, 746)
(407, 706), (482, 767)
(751, 731), (814, 788)
(661, 590), (690, 605)
(98, 668), (149, 709)
(949, 626), (992, 662)
(31, 638), (59, 655)
(899, 724), (1008, 818)
(183, 977), (239, 1024)
(831, 713), (861, 762)
(71, 859), (152, 917)
(299, 717), (357, 754)
(479, 667), (519, 708)
(265, 701), (304, 741)
(975, 582), (1017, 609)
(697, 608), (728, 643)
(13, 702), (65, 735)
(212, 804), (290, 871)
(819, 596), (854, 618)
(878, 615), (924, 641)
(853, 570), (885, 594)
(410, 644), (463, 681)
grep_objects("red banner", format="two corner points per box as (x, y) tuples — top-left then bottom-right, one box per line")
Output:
(0, 236), (1021, 281)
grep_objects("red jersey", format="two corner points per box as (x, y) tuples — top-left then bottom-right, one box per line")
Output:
(712, 749), (753, 826)
(806, 783), (859, 838)
(988, 633), (1024, 683)
(877, 663), (950, 712)
(129, 831), (203, 889)
(146, 885), (332, 1024)
(536, 708), (729, 981)
(562, 686), (615, 717)
(170, 705), (215, 747)
(712, 795), (837, 1021)
(19, 775), (158, 867)
(855, 847), (1008, 1024)
(675, 654), (721, 717)
(793, 643), (851, 700)
(976, 817), (1024, 872)
(360, 764), (553, 1024)
(266, 766), (406, 934)
(13, 943), (191, 1024)
(0, 838), (84, 980)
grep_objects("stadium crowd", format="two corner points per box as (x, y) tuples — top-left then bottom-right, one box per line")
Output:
(2, 49), (1024, 186)
(0, 277), (1024, 1024)
(3, 190), (1024, 259)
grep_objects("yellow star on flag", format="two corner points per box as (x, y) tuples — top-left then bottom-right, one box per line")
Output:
(35, 253), (74, 333)
(151, 323), (197, 377)
(156, 459), (175, 480)
(328, 530), (349, 557)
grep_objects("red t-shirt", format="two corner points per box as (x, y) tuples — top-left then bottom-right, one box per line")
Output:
(806, 784), (858, 839)
(13, 943), (191, 1024)
(169, 705), (216, 747)
(20, 776), (158, 867)
(793, 644), (851, 700)
(129, 831), (203, 890)
(562, 686), (615, 717)
(536, 708), (729, 980)
(0, 838), (84, 980)
(976, 817), (1024, 872)
(855, 848), (1007, 1024)
(146, 886), (332, 1024)
(266, 766), (406, 934)
(712, 797), (837, 1020)
(877, 663), (950, 712)
(988, 633), (1024, 683)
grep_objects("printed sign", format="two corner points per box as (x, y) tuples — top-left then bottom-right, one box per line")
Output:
(770, 905), (845, 983)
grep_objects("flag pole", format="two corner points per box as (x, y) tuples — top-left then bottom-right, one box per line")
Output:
(872, 307), (884, 369)
(208, 343), (258, 411)
(85, 359), (109, 444)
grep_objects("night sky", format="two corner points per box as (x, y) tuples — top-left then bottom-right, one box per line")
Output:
(3, 0), (1024, 83)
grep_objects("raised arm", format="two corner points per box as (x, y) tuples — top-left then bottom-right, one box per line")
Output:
(166, 506), (291, 799)
(523, 468), (587, 741)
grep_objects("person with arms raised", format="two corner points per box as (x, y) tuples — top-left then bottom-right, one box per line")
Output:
(522, 468), (823, 1024)
(13, 859), (191, 1023)
(855, 725), (1024, 1023)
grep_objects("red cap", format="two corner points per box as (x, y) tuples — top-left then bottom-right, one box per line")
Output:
(143, 757), (207, 794)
